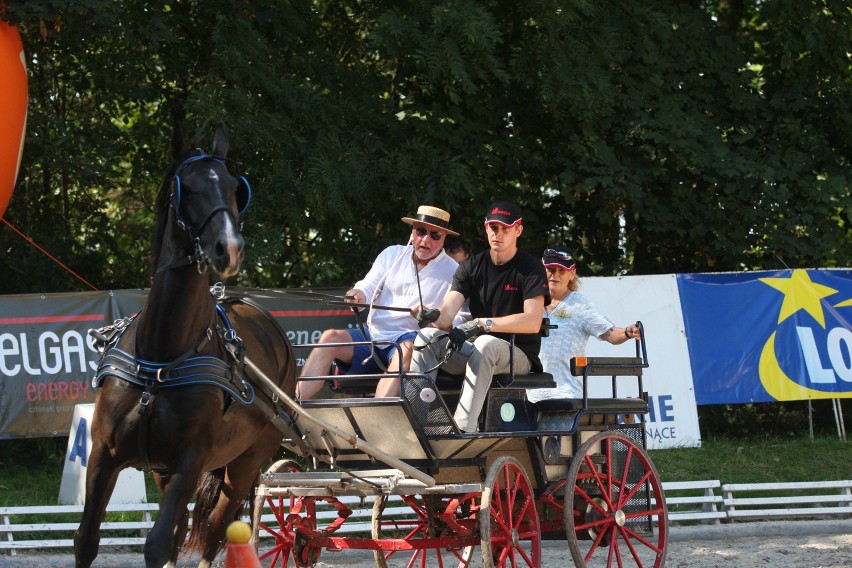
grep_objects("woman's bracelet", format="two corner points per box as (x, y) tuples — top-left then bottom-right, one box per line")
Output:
(624, 327), (630, 339)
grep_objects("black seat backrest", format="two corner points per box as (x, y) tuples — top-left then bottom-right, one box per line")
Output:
(434, 370), (555, 390)
(433, 317), (557, 391)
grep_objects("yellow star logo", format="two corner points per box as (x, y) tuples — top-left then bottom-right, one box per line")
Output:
(759, 269), (837, 328)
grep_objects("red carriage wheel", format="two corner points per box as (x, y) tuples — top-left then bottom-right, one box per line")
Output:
(372, 493), (480, 568)
(564, 431), (668, 568)
(480, 456), (541, 568)
(253, 459), (303, 567)
(538, 478), (568, 537)
(253, 460), (351, 567)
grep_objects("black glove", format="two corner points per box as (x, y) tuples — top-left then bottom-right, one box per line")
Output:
(415, 308), (441, 328)
(446, 319), (482, 350)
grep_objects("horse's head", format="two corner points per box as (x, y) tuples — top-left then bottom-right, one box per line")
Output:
(155, 124), (251, 279)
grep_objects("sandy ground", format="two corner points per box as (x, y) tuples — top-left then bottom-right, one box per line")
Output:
(4, 521), (851, 567)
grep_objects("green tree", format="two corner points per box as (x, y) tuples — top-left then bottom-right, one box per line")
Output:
(1, 0), (848, 294)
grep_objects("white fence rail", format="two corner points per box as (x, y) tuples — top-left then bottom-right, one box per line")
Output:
(2, 480), (851, 554)
(722, 480), (852, 520)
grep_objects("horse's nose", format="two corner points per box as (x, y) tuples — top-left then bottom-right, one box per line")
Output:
(214, 225), (244, 277)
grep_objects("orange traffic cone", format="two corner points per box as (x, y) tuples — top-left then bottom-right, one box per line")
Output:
(225, 520), (262, 568)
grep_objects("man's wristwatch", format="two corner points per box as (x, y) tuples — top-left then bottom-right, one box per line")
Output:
(483, 319), (493, 333)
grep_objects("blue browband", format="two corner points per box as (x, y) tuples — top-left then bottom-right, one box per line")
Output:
(173, 152), (252, 218)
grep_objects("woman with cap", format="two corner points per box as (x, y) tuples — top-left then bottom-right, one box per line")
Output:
(297, 205), (460, 400)
(527, 245), (640, 403)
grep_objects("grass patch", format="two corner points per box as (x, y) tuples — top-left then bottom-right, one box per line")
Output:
(650, 435), (852, 484)
(1, 435), (849, 508)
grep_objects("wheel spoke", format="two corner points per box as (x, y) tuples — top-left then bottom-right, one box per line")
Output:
(583, 454), (617, 512)
(481, 457), (541, 568)
(375, 494), (478, 568)
(566, 431), (668, 568)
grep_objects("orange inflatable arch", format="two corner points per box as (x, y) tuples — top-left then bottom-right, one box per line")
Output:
(0, 18), (27, 218)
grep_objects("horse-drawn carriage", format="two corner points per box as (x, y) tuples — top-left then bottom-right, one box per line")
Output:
(74, 126), (667, 568)
(250, 324), (666, 568)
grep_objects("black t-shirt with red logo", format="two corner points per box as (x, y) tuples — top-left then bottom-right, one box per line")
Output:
(451, 249), (550, 371)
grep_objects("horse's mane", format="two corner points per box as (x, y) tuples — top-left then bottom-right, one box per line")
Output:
(150, 151), (194, 276)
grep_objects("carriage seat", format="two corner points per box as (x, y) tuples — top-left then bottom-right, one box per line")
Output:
(534, 397), (649, 414)
(435, 371), (555, 433)
(534, 396), (650, 432)
(326, 358), (378, 395)
(329, 318), (556, 397)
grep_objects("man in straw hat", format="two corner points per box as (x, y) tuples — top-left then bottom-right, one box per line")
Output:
(410, 200), (549, 433)
(297, 205), (461, 400)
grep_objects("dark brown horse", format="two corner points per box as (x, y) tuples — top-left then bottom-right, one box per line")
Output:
(74, 125), (295, 568)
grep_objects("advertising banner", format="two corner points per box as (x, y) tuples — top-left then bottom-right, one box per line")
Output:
(0, 291), (120, 438)
(581, 274), (701, 448)
(19, 269), (848, 448)
(677, 269), (852, 405)
(0, 288), (355, 439)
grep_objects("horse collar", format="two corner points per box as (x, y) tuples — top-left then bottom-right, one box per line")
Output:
(91, 306), (255, 405)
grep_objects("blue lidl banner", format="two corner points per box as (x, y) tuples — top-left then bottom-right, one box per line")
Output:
(677, 269), (852, 405)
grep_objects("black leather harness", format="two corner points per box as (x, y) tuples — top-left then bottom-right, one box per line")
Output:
(90, 293), (306, 472)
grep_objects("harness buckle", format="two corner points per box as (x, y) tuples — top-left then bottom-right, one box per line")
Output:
(140, 391), (152, 406)
(194, 240), (209, 274)
(210, 282), (226, 300)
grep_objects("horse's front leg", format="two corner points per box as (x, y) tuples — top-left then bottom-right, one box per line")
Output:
(153, 471), (192, 567)
(145, 465), (202, 568)
(172, 503), (191, 566)
(74, 441), (121, 568)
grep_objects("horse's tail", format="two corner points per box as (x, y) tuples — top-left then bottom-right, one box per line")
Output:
(185, 468), (247, 557)
(185, 470), (222, 554)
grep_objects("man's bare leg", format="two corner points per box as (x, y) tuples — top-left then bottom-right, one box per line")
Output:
(374, 340), (413, 397)
(296, 328), (356, 400)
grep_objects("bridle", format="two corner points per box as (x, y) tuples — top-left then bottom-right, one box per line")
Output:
(155, 152), (252, 277)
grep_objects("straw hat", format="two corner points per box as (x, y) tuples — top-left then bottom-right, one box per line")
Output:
(401, 205), (459, 236)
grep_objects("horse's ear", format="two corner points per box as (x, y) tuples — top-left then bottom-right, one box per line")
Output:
(170, 122), (185, 162)
(211, 123), (230, 158)
(169, 102), (187, 162)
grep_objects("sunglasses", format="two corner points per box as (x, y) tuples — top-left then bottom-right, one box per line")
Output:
(543, 249), (573, 261)
(414, 226), (444, 241)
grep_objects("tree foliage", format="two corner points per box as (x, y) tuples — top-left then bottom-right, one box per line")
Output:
(0, 0), (849, 293)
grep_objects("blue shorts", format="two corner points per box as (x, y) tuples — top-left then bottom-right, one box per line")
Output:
(343, 328), (417, 374)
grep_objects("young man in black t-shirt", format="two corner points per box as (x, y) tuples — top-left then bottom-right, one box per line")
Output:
(410, 201), (549, 433)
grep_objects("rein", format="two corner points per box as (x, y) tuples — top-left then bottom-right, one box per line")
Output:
(153, 241), (207, 276)
(413, 330), (456, 374)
